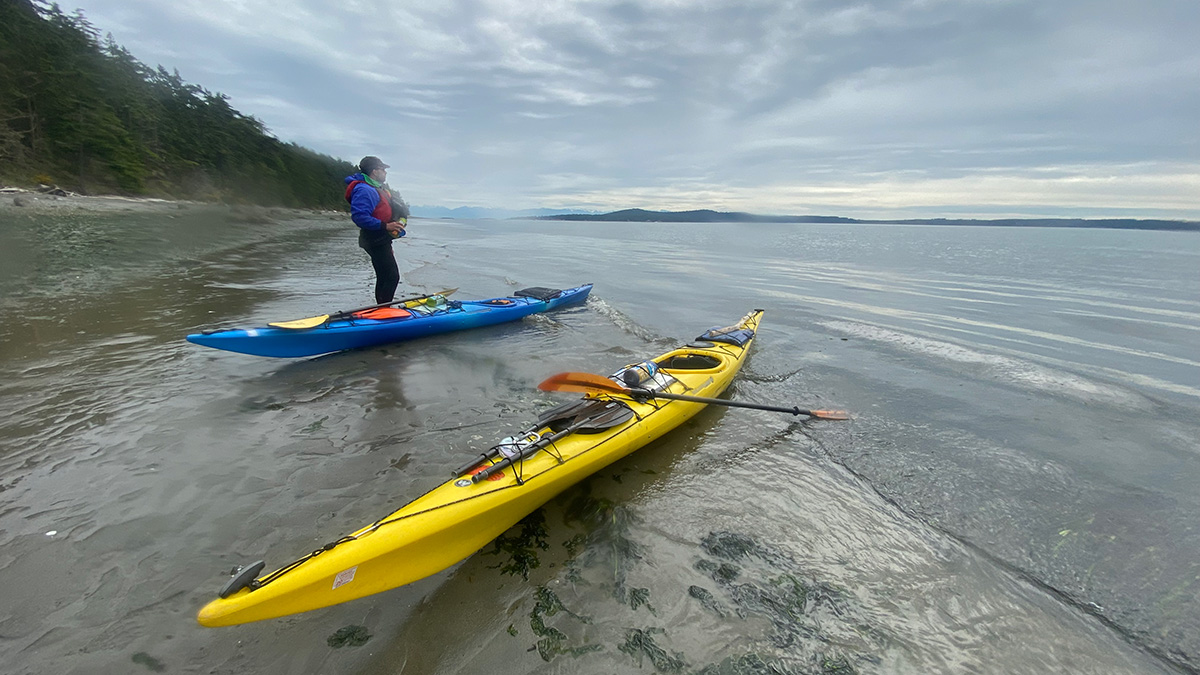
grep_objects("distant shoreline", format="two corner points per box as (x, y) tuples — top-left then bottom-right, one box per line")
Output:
(5, 189), (1195, 231)
(535, 208), (1200, 232)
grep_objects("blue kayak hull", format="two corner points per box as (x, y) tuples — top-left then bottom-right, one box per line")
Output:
(186, 284), (592, 357)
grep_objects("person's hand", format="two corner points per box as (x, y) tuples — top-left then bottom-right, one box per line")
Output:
(385, 220), (406, 238)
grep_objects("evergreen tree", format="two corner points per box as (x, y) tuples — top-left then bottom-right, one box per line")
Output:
(0, 0), (355, 208)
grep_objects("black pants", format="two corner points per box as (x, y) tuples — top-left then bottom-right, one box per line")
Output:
(359, 233), (400, 304)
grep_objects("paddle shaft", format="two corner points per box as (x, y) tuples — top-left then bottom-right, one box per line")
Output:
(451, 430), (539, 477)
(629, 389), (829, 417)
(452, 401), (607, 476)
(331, 288), (454, 320)
(540, 369), (849, 417)
(470, 426), (576, 483)
(537, 372), (848, 420)
(470, 408), (626, 483)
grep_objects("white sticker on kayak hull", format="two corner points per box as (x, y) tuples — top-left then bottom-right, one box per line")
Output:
(333, 566), (357, 590)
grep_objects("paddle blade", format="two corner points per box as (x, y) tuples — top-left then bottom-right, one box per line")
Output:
(808, 409), (850, 420)
(538, 372), (630, 395)
(268, 315), (330, 329)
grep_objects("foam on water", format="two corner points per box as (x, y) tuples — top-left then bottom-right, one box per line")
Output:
(584, 296), (674, 348)
(819, 319), (1178, 406)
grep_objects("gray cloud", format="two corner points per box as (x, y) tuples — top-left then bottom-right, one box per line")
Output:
(70, 0), (1200, 217)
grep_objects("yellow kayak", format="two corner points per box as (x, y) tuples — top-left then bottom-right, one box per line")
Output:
(197, 309), (764, 627)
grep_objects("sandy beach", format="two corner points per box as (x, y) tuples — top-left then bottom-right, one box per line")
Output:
(0, 184), (339, 220)
(2, 185), (187, 212)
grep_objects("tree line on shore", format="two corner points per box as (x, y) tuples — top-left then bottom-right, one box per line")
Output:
(0, 0), (353, 209)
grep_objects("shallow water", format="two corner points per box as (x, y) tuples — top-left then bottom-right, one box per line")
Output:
(0, 210), (1197, 674)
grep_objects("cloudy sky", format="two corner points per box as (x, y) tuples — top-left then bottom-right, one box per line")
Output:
(68, 0), (1199, 219)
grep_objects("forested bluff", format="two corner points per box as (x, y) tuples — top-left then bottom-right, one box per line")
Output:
(0, 0), (352, 210)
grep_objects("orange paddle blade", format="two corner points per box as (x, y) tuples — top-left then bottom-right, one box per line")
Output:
(538, 372), (630, 395)
(808, 409), (850, 420)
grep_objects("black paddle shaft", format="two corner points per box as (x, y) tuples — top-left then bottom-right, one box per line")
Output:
(632, 389), (812, 416)
(469, 427), (574, 483)
(330, 289), (452, 320)
(471, 405), (631, 483)
(452, 400), (619, 477)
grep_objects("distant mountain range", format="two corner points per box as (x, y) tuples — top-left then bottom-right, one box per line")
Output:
(409, 206), (1199, 231)
(532, 208), (1200, 231)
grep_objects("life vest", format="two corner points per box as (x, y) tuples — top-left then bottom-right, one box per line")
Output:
(345, 180), (393, 224)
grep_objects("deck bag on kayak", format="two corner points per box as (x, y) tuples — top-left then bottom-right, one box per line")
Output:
(696, 325), (755, 347)
(514, 287), (563, 301)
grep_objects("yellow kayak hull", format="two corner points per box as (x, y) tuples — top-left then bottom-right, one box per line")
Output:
(197, 309), (763, 627)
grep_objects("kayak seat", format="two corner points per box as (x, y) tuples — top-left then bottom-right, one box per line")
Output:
(515, 287), (563, 301)
(352, 307), (412, 320)
(481, 299), (515, 306)
(659, 354), (722, 370)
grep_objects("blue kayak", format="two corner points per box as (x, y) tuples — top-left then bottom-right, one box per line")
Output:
(186, 284), (592, 358)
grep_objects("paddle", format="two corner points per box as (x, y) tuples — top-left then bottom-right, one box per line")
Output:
(538, 372), (850, 420)
(470, 402), (633, 483)
(450, 399), (630, 477)
(268, 288), (458, 329)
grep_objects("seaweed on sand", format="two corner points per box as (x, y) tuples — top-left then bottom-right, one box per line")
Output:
(619, 626), (686, 672)
(527, 585), (601, 661)
(486, 510), (551, 579)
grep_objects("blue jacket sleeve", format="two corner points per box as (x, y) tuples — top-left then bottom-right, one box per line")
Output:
(349, 184), (384, 230)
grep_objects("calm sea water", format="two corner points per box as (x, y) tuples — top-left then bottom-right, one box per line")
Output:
(0, 207), (1197, 674)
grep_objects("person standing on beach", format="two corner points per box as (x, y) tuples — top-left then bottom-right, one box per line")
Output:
(344, 156), (410, 304)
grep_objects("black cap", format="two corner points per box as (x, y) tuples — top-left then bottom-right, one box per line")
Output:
(359, 156), (390, 173)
